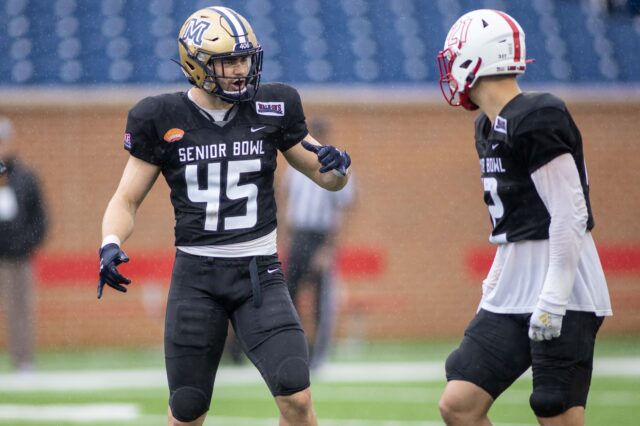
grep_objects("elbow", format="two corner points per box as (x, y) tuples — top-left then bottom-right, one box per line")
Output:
(326, 176), (349, 192)
(316, 172), (348, 191)
(327, 179), (347, 192)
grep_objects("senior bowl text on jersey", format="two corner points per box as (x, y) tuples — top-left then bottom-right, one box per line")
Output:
(124, 82), (307, 246)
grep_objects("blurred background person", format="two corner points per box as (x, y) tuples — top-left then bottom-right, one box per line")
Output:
(0, 116), (48, 372)
(283, 118), (356, 371)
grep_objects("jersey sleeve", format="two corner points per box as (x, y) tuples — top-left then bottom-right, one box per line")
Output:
(279, 86), (309, 152)
(513, 107), (574, 174)
(124, 97), (164, 165)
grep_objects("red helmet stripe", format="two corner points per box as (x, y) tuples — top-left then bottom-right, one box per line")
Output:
(494, 10), (521, 62)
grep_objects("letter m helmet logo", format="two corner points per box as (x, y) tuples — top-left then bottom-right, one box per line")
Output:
(181, 19), (211, 47)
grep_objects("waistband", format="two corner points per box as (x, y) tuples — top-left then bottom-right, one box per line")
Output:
(175, 250), (279, 265)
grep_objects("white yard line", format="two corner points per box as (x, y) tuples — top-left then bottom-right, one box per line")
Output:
(209, 385), (640, 407)
(179, 417), (536, 426)
(0, 358), (637, 393)
(135, 417), (450, 426)
(0, 410), (535, 426)
(0, 404), (139, 421)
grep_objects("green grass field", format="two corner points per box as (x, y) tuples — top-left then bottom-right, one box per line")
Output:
(0, 338), (638, 425)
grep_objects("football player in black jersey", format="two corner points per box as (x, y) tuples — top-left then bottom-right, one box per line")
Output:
(97, 6), (351, 426)
(436, 9), (611, 426)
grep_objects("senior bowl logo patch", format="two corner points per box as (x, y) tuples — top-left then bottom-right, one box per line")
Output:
(123, 133), (132, 149)
(494, 116), (507, 134)
(163, 128), (185, 143)
(256, 102), (285, 116)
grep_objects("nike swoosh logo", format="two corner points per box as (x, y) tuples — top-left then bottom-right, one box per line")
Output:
(491, 144), (499, 150)
(251, 126), (266, 132)
(267, 268), (279, 274)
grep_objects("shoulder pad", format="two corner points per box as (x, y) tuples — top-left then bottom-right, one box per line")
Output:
(129, 92), (184, 119)
(255, 83), (300, 102)
(519, 92), (566, 113)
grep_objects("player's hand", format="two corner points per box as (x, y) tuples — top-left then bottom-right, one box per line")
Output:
(98, 243), (131, 299)
(302, 140), (351, 176)
(528, 306), (563, 341)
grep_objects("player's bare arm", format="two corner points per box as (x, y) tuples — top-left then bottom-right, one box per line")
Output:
(102, 155), (161, 243)
(283, 134), (350, 191)
(98, 156), (160, 299)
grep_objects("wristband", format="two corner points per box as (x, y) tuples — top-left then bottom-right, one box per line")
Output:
(332, 166), (351, 177)
(101, 234), (121, 248)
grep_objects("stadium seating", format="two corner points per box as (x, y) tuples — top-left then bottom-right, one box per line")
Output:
(0, 0), (638, 86)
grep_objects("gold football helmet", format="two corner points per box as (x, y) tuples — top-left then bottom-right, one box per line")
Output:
(178, 6), (263, 103)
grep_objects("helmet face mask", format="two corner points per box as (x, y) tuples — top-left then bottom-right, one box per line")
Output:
(437, 48), (460, 106)
(178, 6), (263, 103)
(437, 9), (528, 110)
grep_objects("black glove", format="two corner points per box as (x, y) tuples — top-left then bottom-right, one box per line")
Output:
(98, 243), (131, 299)
(0, 160), (7, 177)
(302, 140), (351, 176)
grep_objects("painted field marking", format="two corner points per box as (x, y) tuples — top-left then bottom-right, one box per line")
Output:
(0, 404), (138, 421)
(0, 358), (637, 393)
(98, 414), (536, 426)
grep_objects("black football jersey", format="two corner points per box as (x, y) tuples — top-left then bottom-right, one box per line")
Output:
(124, 83), (308, 246)
(475, 92), (594, 244)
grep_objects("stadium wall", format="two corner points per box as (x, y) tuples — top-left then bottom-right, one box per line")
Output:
(0, 89), (638, 349)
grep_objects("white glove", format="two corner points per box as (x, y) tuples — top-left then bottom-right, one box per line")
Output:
(528, 306), (563, 341)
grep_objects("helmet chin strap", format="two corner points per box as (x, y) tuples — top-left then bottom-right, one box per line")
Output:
(213, 83), (253, 104)
(459, 59), (482, 111)
(459, 93), (479, 111)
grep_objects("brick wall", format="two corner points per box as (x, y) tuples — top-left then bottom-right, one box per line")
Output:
(0, 96), (638, 348)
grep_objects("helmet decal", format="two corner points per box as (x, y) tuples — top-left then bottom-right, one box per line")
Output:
(446, 18), (472, 50)
(181, 19), (211, 47)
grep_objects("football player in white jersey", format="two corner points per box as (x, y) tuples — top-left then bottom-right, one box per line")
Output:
(436, 9), (611, 426)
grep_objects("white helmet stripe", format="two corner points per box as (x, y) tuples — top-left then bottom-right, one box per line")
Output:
(209, 6), (248, 44)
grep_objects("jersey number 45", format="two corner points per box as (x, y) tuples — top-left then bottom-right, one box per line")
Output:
(186, 160), (261, 231)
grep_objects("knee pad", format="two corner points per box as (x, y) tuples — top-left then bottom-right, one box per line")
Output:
(529, 390), (566, 418)
(274, 356), (310, 396)
(444, 348), (462, 378)
(169, 386), (209, 422)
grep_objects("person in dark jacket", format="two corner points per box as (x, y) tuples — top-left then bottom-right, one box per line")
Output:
(0, 116), (48, 372)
